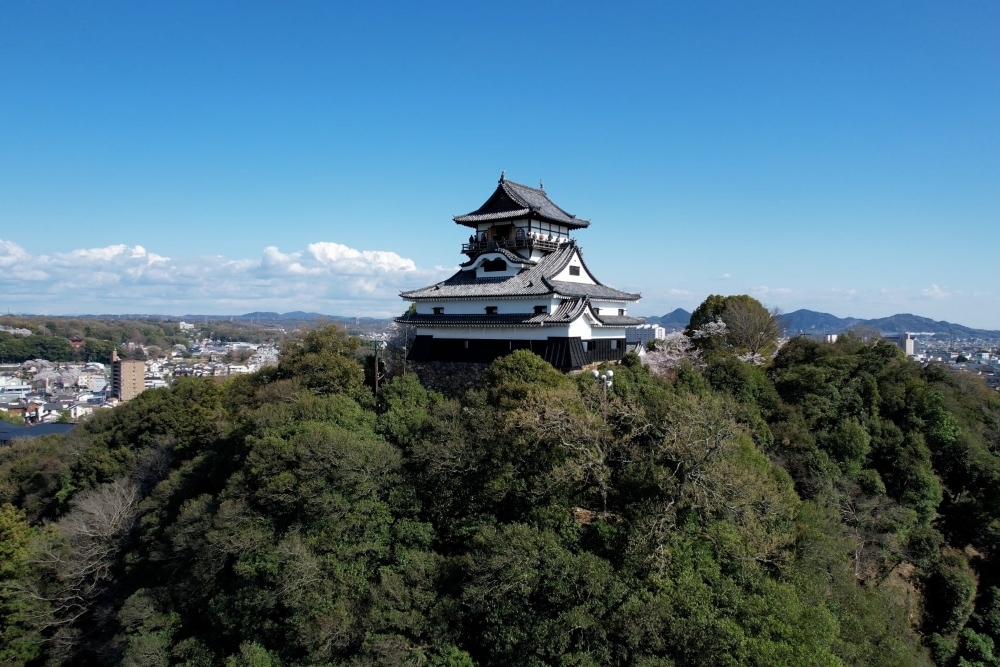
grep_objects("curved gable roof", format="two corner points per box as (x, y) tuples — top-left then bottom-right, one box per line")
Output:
(454, 176), (591, 229)
(400, 242), (640, 301)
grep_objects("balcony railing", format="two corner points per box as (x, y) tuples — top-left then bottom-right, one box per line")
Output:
(462, 237), (561, 256)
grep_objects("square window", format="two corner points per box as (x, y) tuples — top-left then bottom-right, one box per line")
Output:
(433, 307), (444, 315)
(619, 309), (625, 316)
(569, 266), (580, 276)
(485, 306), (498, 314)
(534, 305), (547, 314)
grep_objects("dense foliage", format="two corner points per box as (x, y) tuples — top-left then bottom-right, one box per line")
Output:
(1, 316), (999, 666)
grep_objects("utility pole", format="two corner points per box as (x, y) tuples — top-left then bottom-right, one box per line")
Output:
(369, 339), (385, 397)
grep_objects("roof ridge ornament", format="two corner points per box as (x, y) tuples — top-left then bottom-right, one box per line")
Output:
(539, 179), (544, 191)
(499, 169), (506, 184)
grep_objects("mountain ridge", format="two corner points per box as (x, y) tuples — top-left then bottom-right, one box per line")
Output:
(643, 308), (1000, 337)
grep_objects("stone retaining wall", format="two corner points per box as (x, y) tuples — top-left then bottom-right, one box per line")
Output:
(407, 361), (489, 398)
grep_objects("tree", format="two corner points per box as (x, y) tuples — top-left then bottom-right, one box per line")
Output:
(0, 503), (45, 662)
(686, 295), (783, 362)
(722, 298), (783, 360)
(644, 331), (702, 374)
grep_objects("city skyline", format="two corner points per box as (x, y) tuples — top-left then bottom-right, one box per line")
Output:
(2, 3), (998, 326)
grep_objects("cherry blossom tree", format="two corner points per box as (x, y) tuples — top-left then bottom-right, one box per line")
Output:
(643, 332), (702, 374)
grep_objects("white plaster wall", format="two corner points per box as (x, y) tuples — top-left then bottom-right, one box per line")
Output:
(591, 301), (630, 314)
(587, 327), (627, 339)
(415, 326), (573, 340)
(415, 299), (558, 315)
(568, 317), (594, 339)
(551, 250), (595, 284)
(475, 264), (524, 279)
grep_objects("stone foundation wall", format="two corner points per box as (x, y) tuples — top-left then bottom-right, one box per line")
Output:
(408, 361), (489, 398)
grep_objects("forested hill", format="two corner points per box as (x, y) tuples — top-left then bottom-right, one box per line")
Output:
(2, 324), (1000, 666)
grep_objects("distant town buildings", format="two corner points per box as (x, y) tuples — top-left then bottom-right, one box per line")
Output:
(0, 335), (283, 431)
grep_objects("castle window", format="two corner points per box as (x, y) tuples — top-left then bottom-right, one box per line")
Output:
(464, 341), (469, 349)
(569, 266), (580, 276)
(483, 258), (507, 272)
(485, 306), (498, 314)
(619, 309), (625, 316)
(433, 307), (444, 315)
(534, 305), (547, 314)
(611, 340), (618, 350)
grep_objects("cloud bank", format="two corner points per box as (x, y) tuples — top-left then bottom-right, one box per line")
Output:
(0, 238), (446, 316)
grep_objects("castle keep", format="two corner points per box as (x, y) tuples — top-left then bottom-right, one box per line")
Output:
(397, 174), (643, 371)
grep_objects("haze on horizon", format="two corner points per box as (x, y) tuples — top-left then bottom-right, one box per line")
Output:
(1, 2), (998, 327)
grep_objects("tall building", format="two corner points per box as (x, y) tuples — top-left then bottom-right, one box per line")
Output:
(396, 174), (644, 371)
(111, 350), (145, 401)
(886, 333), (916, 357)
(626, 324), (666, 347)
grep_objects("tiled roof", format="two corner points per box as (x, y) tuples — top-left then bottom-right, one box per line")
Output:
(547, 280), (640, 301)
(593, 314), (646, 326)
(400, 242), (641, 302)
(454, 176), (591, 229)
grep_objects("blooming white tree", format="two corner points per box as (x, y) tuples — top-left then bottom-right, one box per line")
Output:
(736, 351), (766, 366)
(643, 332), (702, 375)
(690, 318), (728, 340)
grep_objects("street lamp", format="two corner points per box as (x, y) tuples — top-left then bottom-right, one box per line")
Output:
(591, 368), (613, 390)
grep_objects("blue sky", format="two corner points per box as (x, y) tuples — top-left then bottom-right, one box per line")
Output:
(1, 2), (998, 326)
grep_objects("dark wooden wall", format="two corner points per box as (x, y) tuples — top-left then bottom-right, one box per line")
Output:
(407, 335), (626, 371)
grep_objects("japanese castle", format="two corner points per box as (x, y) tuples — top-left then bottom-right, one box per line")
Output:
(396, 173), (643, 371)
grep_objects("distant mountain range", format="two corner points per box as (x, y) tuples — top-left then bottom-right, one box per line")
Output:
(643, 309), (1000, 338)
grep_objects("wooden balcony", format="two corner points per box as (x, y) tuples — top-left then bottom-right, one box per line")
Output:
(461, 237), (560, 256)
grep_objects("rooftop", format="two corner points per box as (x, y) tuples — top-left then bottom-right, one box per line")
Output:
(454, 174), (591, 229)
(400, 242), (640, 302)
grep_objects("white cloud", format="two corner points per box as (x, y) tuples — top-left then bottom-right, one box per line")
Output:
(715, 273), (732, 280)
(0, 237), (445, 316)
(922, 284), (950, 300)
(749, 286), (794, 297)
